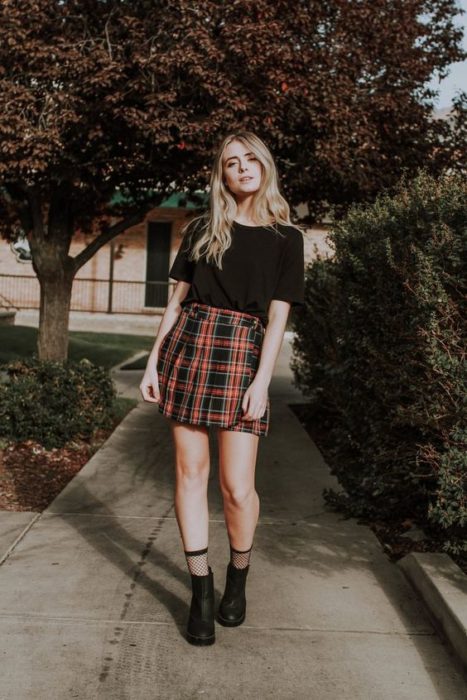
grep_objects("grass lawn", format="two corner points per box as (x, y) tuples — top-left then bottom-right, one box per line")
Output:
(0, 326), (155, 369)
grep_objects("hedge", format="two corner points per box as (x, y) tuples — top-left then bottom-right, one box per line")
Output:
(0, 357), (116, 449)
(291, 170), (466, 555)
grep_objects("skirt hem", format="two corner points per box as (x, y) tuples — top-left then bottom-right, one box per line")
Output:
(158, 404), (268, 437)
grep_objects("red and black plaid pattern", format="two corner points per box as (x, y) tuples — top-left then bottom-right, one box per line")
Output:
(156, 302), (269, 436)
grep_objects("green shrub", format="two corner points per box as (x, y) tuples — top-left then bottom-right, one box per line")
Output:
(0, 357), (116, 449)
(291, 169), (466, 554)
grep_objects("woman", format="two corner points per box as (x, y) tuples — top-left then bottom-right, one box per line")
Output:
(140, 130), (305, 646)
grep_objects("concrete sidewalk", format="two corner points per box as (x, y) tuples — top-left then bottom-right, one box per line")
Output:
(0, 339), (466, 699)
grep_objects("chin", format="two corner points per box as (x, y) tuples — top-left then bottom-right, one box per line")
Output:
(236, 184), (259, 194)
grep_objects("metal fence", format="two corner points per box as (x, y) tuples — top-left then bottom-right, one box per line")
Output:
(0, 274), (175, 314)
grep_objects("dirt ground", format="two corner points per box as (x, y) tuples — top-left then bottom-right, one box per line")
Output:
(0, 430), (110, 512)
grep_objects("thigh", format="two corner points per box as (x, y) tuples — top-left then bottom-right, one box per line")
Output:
(216, 428), (260, 493)
(168, 419), (211, 476)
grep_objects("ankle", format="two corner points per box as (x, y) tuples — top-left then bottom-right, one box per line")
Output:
(184, 546), (209, 576)
(230, 544), (253, 569)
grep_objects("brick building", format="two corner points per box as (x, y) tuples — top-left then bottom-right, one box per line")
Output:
(0, 193), (333, 315)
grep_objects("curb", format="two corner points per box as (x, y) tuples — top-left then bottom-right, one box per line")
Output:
(398, 552), (467, 672)
(110, 350), (149, 373)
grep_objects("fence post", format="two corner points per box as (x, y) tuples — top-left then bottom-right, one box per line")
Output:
(107, 239), (114, 314)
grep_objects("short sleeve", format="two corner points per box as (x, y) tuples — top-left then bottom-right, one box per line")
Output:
(168, 222), (197, 283)
(271, 227), (305, 307)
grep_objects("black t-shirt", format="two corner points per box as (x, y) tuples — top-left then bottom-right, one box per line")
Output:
(168, 219), (305, 328)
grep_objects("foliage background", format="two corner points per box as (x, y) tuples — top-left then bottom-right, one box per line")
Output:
(291, 170), (466, 555)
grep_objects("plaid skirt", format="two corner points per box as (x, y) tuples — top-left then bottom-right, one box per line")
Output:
(156, 302), (269, 436)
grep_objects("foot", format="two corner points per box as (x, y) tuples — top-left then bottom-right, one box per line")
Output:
(216, 563), (249, 627)
(186, 567), (216, 645)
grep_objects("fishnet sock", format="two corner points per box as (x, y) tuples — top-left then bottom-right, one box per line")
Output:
(184, 547), (209, 576)
(230, 545), (252, 570)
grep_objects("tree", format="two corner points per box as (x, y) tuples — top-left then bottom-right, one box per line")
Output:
(0, 0), (465, 360)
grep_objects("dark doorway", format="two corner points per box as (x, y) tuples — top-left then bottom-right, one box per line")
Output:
(145, 221), (171, 307)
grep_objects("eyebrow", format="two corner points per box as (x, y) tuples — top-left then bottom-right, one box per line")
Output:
(224, 151), (255, 164)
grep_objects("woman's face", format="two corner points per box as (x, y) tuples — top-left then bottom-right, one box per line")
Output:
(221, 140), (262, 197)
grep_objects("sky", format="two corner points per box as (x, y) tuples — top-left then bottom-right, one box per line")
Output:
(427, 0), (467, 108)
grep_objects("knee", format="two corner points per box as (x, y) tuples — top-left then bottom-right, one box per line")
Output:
(175, 458), (209, 489)
(221, 485), (257, 509)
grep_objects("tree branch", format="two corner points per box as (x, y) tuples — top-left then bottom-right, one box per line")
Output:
(72, 207), (153, 272)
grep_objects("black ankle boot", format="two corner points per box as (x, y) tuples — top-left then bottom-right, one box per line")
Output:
(216, 562), (249, 627)
(186, 566), (215, 645)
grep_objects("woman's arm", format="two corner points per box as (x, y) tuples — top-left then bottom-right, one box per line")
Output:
(139, 280), (191, 402)
(241, 299), (290, 421)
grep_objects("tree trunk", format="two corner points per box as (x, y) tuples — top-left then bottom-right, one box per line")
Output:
(37, 269), (75, 361)
(25, 183), (76, 362)
(25, 182), (151, 362)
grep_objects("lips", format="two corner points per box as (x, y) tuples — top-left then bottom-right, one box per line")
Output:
(239, 177), (253, 182)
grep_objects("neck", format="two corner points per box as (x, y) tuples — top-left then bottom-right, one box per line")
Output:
(234, 195), (258, 224)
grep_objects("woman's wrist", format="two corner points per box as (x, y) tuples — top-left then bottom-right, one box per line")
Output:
(253, 368), (272, 386)
(145, 345), (160, 370)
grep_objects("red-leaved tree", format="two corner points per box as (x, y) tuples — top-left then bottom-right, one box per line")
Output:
(0, 0), (465, 359)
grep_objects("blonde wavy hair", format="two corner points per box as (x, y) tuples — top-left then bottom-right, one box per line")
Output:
(179, 130), (303, 269)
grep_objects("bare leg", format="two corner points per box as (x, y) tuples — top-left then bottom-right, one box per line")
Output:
(168, 420), (211, 552)
(215, 429), (259, 627)
(217, 429), (260, 551)
(168, 419), (215, 645)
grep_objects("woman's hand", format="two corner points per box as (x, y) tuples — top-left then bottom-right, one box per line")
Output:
(139, 358), (161, 403)
(139, 286), (188, 404)
(241, 376), (269, 421)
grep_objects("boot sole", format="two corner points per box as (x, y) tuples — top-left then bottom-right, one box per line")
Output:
(216, 611), (246, 627)
(186, 631), (216, 646)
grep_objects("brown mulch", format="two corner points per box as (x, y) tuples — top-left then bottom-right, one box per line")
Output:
(291, 403), (467, 576)
(0, 430), (111, 512)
